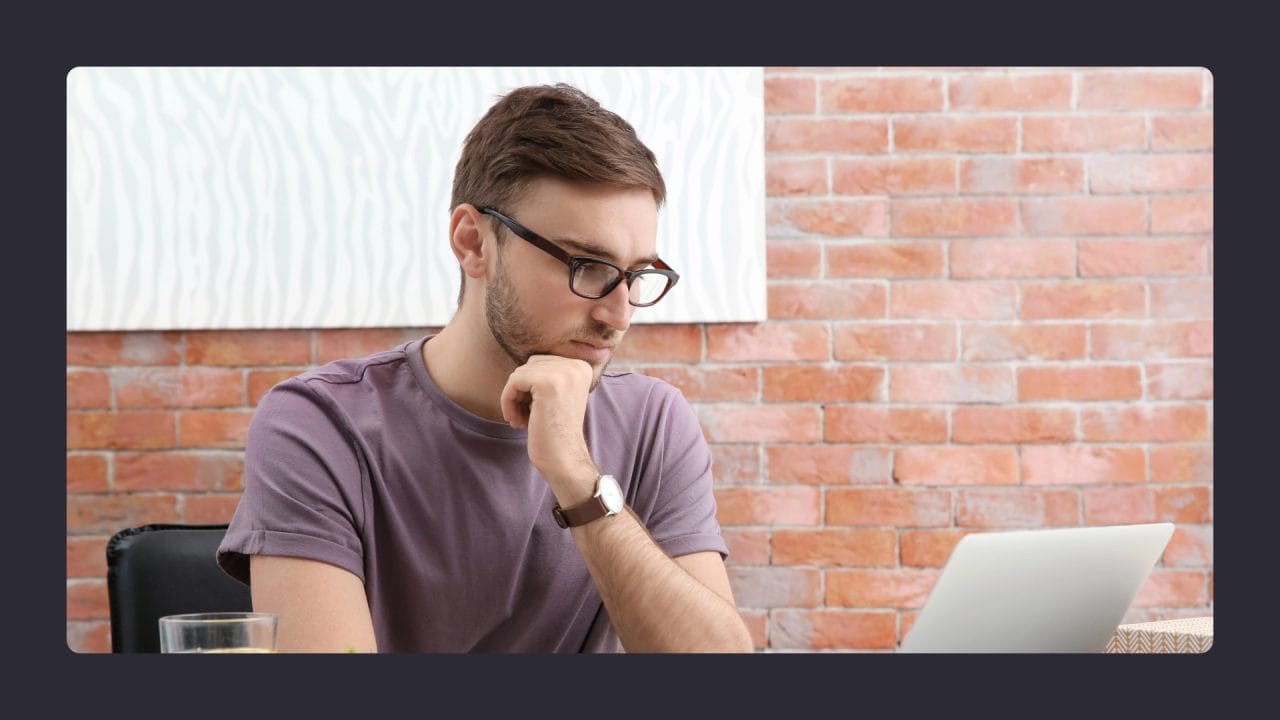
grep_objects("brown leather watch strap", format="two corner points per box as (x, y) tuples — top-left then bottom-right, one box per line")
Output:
(552, 496), (609, 529)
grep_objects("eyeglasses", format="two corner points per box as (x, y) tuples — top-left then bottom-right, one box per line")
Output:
(478, 207), (679, 307)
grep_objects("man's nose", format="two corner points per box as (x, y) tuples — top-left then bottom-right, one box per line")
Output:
(591, 278), (634, 333)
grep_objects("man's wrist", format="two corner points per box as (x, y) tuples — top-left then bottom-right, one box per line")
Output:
(546, 461), (601, 507)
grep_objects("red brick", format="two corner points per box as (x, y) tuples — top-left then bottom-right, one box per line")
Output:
(115, 452), (244, 492)
(316, 328), (433, 364)
(956, 489), (1080, 527)
(1079, 237), (1208, 276)
(763, 365), (883, 402)
(1021, 197), (1146, 236)
(1018, 365), (1141, 401)
(901, 529), (971, 567)
(67, 620), (111, 654)
(67, 454), (109, 493)
(707, 324), (829, 362)
(826, 488), (951, 527)
(766, 158), (827, 197)
(822, 76), (943, 112)
(178, 410), (254, 449)
(771, 199), (889, 237)
(113, 367), (245, 408)
(769, 282), (886, 320)
(765, 75), (816, 113)
(1163, 525), (1212, 567)
(1151, 279), (1213, 319)
(727, 566), (822, 608)
(1155, 486), (1212, 524)
(891, 282), (1016, 320)
(834, 322), (956, 361)
(742, 610), (767, 650)
(248, 369), (305, 406)
(827, 569), (940, 608)
(1150, 444), (1213, 484)
(959, 157), (1084, 195)
(698, 405), (822, 443)
(766, 118), (888, 153)
(893, 447), (1018, 486)
(962, 324), (1087, 361)
(1079, 70), (1204, 110)
(951, 238), (1075, 278)
(638, 366), (757, 403)
(1152, 115), (1213, 151)
(1022, 116), (1147, 152)
(825, 407), (948, 444)
(1082, 487), (1157, 525)
(1091, 321), (1213, 360)
(185, 330), (312, 366)
(773, 528), (897, 567)
(184, 494), (244, 524)
(892, 199), (1018, 237)
(1022, 446), (1145, 485)
(613, 324), (702, 362)
(770, 609), (898, 650)
(890, 364), (1015, 403)
(833, 158), (956, 196)
(1080, 405), (1209, 442)
(1151, 195), (1212, 233)
(767, 445), (892, 485)
(715, 458), (786, 498)
(67, 411), (175, 450)
(827, 242), (944, 278)
(953, 407), (1076, 444)
(895, 117), (1017, 153)
(1131, 571), (1208, 608)
(710, 444), (761, 486)
(67, 580), (109, 620)
(1020, 281), (1146, 320)
(766, 241), (822, 278)
(1146, 362), (1214, 400)
(722, 529), (771, 565)
(67, 494), (179, 534)
(949, 73), (1072, 110)
(67, 536), (109, 577)
(67, 331), (182, 366)
(67, 370), (111, 409)
(1090, 154), (1213, 193)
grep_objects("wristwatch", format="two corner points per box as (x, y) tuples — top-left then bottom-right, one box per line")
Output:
(552, 474), (624, 528)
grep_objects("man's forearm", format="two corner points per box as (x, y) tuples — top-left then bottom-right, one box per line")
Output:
(570, 507), (753, 653)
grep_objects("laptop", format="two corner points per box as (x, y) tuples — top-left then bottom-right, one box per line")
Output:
(898, 522), (1175, 653)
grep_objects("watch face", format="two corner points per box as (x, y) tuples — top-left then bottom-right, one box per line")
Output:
(598, 475), (624, 513)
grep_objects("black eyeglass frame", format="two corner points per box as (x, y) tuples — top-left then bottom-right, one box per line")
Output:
(478, 207), (680, 307)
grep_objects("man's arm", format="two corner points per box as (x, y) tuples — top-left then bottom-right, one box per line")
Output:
(249, 555), (378, 653)
(501, 355), (753, 653)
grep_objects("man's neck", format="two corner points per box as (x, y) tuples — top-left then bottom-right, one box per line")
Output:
(421, 319), (518, 424)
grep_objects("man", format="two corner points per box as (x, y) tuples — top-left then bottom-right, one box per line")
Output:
(216, 83), (753, 653)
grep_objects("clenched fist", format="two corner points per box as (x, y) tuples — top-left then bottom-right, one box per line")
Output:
(499, 354), (599, 504)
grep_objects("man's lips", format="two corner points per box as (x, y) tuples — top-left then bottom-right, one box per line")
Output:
(569, 340), (617, 361)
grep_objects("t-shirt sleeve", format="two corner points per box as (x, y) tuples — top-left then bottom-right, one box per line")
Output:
(216, 378), (368, 585)
(638, 382), (730, 561)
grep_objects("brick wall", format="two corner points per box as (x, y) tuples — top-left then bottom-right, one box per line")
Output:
(66, 67), (1213, 652)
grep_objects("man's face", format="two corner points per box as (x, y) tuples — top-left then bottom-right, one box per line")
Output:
(482, 177), (661, 388)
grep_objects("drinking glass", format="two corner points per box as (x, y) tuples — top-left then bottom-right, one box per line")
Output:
(158, 612), (278, 653)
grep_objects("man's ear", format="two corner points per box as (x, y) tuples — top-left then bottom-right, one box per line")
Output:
(450, 204), (489, 280)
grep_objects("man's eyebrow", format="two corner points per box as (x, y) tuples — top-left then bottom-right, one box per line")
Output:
(553, 236), (660, 267)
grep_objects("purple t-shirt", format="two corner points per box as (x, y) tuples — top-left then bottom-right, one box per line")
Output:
(216, 335), (727, 652)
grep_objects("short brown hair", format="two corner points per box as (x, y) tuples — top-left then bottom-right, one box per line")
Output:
(450, 83), (666, 304)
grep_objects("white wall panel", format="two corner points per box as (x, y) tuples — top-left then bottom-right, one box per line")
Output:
(66, 67), (765, 330)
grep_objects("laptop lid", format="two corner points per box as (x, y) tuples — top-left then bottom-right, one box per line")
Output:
(898, 522), (1175, 653)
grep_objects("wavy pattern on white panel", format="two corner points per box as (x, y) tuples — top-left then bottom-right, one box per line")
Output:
(67, 67), (765, 330)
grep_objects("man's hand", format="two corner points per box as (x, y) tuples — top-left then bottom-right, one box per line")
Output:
(499, 354), (598, 503)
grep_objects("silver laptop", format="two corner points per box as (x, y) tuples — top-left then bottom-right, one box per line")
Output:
(898, 522), (1175, 653)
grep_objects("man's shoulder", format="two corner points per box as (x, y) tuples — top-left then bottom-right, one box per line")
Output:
(264, 341), (417, 404)
(595, 369), (685, 406)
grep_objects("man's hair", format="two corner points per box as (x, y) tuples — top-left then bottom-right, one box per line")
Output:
(450, 83), (666, 305)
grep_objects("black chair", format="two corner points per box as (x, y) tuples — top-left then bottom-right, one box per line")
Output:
(106, 523), (253, 653)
